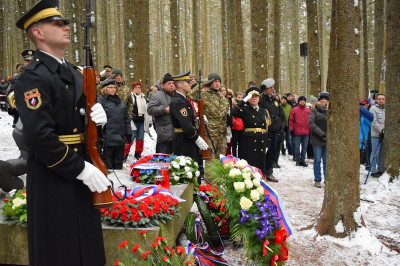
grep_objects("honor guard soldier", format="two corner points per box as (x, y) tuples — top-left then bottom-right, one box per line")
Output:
(15, 0), (110, 265)
(21, 49), (36, 67)
(100, 64), (113, 81)
(170, 71), (209, 161)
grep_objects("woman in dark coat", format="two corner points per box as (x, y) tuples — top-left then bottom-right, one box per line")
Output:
(231, 88), (270, 174)
(98, 79), (132, 169)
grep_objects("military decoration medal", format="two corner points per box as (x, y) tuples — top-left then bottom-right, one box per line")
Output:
(274, 101), (279, 107)
(180, 108), (187, 117)
(24, 88), (42, 110)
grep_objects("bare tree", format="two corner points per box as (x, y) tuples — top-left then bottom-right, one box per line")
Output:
(170, 0), (180, 74)
(373, 0), (385, 94)
(361, 0), (370, 97)
(306, 0), (321, 97)
(273, 0), (281, 92)
(316, 0), (361, 237)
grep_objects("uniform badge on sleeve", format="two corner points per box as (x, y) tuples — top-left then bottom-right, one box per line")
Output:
(180, 108), (188, 117)
(24, 88), (42, 110)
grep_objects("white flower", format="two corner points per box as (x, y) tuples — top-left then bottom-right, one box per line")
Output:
(244, 179), (253, 189)
(250, 190), (260, 201)
(236, 159), (248, 169)
(194, 162), (199, 167)
(12, 197), (25, 209)
(257, 186), (265, 195)
(240, 196), (253, 211)
(253, 172), (262, 180)
(173, 175), (180, 181)
(179, 158), (186, 166)
(195, 171), (200, 177)
(223, 162), (234, 169)
(229, 168), (242, 178)
(242, 172), (252, 180)
(233, 182), (246, 192)
(184, 166), (191, 172)
(8, 189), (17, 198)
(252, 178), (261, 187)
(187, 172), (193, 179)
(171, 162), (179, 169)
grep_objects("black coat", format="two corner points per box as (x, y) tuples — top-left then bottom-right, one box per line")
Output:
(14, 51), (106, 266)
(259, 93), (286, 132)
(232, 101), (270, 173)
(97, 94), (132, 146)
(309, 104), (327, 146)
(170, 92), (199, 161)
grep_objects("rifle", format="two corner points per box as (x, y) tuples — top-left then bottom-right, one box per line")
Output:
(198, 69), (211, 159)
(82, 0), (113, 209)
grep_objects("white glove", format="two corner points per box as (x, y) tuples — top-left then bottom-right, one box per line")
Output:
(195, 136), (209, 150)
(90, 103), (107, 126)
(76, 161), (111, 193)
(243, 94), (252, 102)
(203, 115), (208, 124)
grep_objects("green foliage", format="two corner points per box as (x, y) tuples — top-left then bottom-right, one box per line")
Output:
(1, 190), (27, 227)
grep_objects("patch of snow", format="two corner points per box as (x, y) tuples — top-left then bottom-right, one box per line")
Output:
(335, 220), (344, 233)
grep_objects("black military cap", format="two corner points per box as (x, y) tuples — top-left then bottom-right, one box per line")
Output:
(162, 73), (174, 84)
(102, 79), (117, 88)
(16, 0), (69, 30)
(172, 71), (191, 82)
(103, 65), (113, 71)
(21, 50), (35, 61)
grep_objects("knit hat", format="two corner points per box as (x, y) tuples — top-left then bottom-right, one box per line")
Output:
(260, 78), (275, 91)
(204, 73), (221, 87)
(112, 68), (123, 76)
(318, 91), (330, 101)
(310, 97), (318, 104)
(162, 73), (173, 84)
(298, 96), (307, 103)
(282, 95), (288, 101)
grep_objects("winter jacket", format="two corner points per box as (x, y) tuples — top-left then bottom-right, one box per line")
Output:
(231, 103), (244, 131)
(309, 104), (327, 146)
(281, 103), (292, 126)
(289, 104), (311, 135)
(370, 103), (385, 137)
(0, 81), (8, 94)
(97, 94), (132, 146)
(359, 106), (373, 149)
(147, 90), (174, 143)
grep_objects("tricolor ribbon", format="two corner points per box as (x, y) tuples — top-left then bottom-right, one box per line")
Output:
(115, 185), (186, 202)
(220, 154), (238, 165)
(259, 180), (293, 235)
(186, 241), (229, 266)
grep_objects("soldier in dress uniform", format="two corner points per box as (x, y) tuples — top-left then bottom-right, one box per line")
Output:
(100, 64), (113, 81)
(21, 49), (36, 67)
(15, 0), (110, 265)
(232, 87), (270, 174)
(170, 71), (209, 161)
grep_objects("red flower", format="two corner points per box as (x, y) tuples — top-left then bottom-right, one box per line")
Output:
(221, 219), (227, 226)
(187, 261), (193, 265)
(162, 256), (169, 262)
(144, 209), (154, 218)
(145, 251), (151, 255)
(171, 248), (175, 255)
(210, 202), (216, 208)
(151, 242), (159, 247)
(130, 207), (138, 214)
(103, 210), (110, 217)
(141, 253), (147, 259)
(119, 240), (128, 249)
(163, 246), (171, 251)
(140, 230), (148, 235)
(220, 207), (226, 212)
(274, 228), (288, 245)
(132, 213), (141, 222)
(153, 205), (161, 214)
(263, 239), (270, 256)
(139, 203), (149, 212)
(114, 259), (120, 266)
(214, 216), (220, 223)
(135, 177), (141, 183)
(132, 243), (139, 253)
(121, 213), (129, 221)
(111, 211), (119, 219)
(278, 244), (289, 261)
(132, 169), (140, 177)
(161, 204), (169, 212)
(170, 210), (174, 215)
(270, 254), (279, 266)
(176, 246), (185, 255)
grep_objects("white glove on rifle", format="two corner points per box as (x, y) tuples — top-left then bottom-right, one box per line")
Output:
(76, 161), (111, 193)
(90, 103), (107, 126)
(195, 136), (209, 150)
(243, 94), (252, 102)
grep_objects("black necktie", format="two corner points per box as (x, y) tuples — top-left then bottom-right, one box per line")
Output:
(59, 62), (74, 84)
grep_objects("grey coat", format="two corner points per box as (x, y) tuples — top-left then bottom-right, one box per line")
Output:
(147, 90), (175, 143)
(369, 103), (385, 137)
(309, 104), (327, 146)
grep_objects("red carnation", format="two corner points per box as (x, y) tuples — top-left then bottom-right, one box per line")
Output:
(132, 214), (141, 222)
(132, 169), (140, 177)
(145, 251), (151, 255)
(140, 230), (148, 235)
(119, 240), (128, 249)
(111, 211), (119, 219)
(141, 253), (147, 259)
(151, 242), (159, 247)
(162, 256), (169, 262)
(153, 205), (161, 214)
(210, 202), (216, 208)
(130, 207), (138, 214)
(114, 259), (120, 266)
(221, 219), (227, 225)
(135, 177), (141, 183)
(163, 246), (170, 251)
(132, 243), (139, 253)
(121, 213), (129, 221)
(139, 203), (149, 212)
(144, 209), (154, 218)
(214, 216), (221, 223)
(161, 204), (169, 212)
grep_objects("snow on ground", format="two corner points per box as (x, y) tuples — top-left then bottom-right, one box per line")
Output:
(1, 111), (399, 265)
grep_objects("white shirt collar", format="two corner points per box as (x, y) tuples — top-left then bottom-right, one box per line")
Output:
(176, 91), (186, 98)
(39, 50), (66, 65)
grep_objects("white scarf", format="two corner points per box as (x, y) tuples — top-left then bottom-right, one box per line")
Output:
(132, 92), (147, 117)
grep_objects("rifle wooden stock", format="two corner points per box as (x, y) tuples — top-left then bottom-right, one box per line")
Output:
(83, 68), (113, 209)
(198, 100), (211, 159)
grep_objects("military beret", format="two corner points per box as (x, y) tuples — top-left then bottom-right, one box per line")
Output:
(102, 79), (116, 88)
(16, 0), (69, 30)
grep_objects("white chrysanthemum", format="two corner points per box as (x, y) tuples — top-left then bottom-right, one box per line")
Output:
(252, 178), (261, 187)
(257, 186), (265, 195)
(236, 159), (248, 169)
(240, 196), (253, 211)
(173, 175), (180, 181)
(195, 171), (200, 177)
(229, 168), (242, 178)
(223, 162), (234, 169)
(171, 161), (179, 169)
(184, 166), (191, 172)
(194, 162), (199, 167)
(12, 197), (25, 209)
(233, 182), (246, 192)
(242, 172), (252, 180)
(244, 179), (253, 189)
(179, 158), (186, 166)
(187, 172), (193, 179)
(8, 189), (17, 198)
(253, 172), (262, 180)
(250, 190), (260, 201)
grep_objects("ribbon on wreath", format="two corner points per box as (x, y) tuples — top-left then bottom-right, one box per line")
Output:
(115, 185), (185, 202)
(220, 154), (238, 165)
(259, 180), (293, 235)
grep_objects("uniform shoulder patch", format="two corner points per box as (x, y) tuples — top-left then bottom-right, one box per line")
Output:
(24, 88), (42, 110)
(274, 101), (279, 106)
(180, 108), (188, 117)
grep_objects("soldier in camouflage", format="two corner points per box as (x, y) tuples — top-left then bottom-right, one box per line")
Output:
(188, 73), (229, 159)
(112, 68), (133, 119)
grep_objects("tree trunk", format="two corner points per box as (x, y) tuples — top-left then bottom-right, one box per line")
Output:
(306, 0), (321, 98)
(373, 0), (385, 94)
(316, 0), (361, 237)
(221, 0), (229, 89)
(273, 0), (281, 93)
(170, 0), (180, 74)
(383, 0), (400, 181)
(362, 0), (370, 98)
(250, 0), (268, 83)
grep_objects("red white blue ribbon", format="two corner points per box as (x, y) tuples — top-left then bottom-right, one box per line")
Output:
(115, 185), (185, 202)
(220, 154), (238, 165)
(186, 241), (229, 266)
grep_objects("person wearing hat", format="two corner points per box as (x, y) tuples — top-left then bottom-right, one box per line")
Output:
(147, 73), (176, 154)
(285, 93), (297, 108)
(259, 78), (285, 182)
(21, 49), (36, 67)
(100, 64), (113, 81)
(170, 71), (209, 162)
(111, 68), (133, 120)
(309, 92), (329, 188)
(289, 95), (311, 167)
(14, 0), (109, 264)
(232, 87), (271, 172)
(97, 79), (132, 169)
(188, 72), (229, 159)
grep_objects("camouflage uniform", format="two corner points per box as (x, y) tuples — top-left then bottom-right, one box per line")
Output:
(188, 86), (229, 158)
(116, 82), (134, 119)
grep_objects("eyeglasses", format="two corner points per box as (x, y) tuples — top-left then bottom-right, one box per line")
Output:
(107, 86), (117, 89)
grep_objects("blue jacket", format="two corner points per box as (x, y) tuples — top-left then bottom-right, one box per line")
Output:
(359, 106), (373, 149)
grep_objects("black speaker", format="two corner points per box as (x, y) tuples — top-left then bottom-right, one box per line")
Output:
(300, 43), (308, 57)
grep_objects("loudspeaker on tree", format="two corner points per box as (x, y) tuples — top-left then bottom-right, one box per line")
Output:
(300, 43), (308, 57)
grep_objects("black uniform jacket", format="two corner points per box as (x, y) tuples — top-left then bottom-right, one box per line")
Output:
(14, 51), (105, 266)
(169, 91), (199, 161)
(260, 93), (286, 132)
